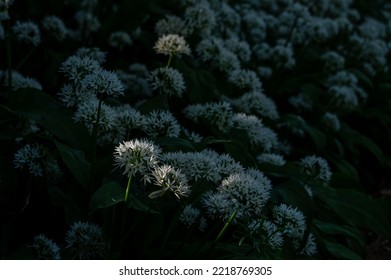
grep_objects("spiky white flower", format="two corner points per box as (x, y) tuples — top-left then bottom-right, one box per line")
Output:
(142, 110), (181, 138)
(81, 69), (124, 97)
(114, 139), (161, 178)
(183, 101), (234, 132)
(300, 155), (332, 183)
(299, 233), (317, 256)
(184, 1), (216, 36)
(59, 55), (102, 84)
(155, 15), (189, 37)
(148, 67), (186, 97)
(12, 21), (41, 46)
(153, 34), (191, 57)
(13, 144), (45, 177)
(1, 70), (42, 91)
(228, 69), (262, 92)
(257, 153), (286, 166)
(108, 31), (132, 49)
(65, 222), (105, 259)
(32, 234), (61, 260)
(149, 164), (191, 199)
(41, 15), (68, 41)
(75, 47), (107, 64)
(273, 204), (306, 240)
(231, 90), (279, 120)
(247, 220), (284, 250)
(322, 112), (341, 132)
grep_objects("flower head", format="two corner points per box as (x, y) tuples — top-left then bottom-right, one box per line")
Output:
(153, 34), (191, 57)
(149, 164), (191, 199)
(114, 139), (161, 178)
(300, 155), (332, 183)
(12, 21), (41, 46)
(148, 67), (186, 97)
(65, 221), (105, 259)
(32, 234), (61, 260)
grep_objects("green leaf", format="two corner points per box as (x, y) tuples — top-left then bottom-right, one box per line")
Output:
(323, 240), (362, 259)
(314, 220), (365, 248)
(7, 88), (89, 149)
(317, 186), (391, 239)
(348, 68), (374, 90)
(155, 137), (195, 152)
(128, 194), (159, 214)
(55, 141), (91, 189)
(89, 181), (125, 214)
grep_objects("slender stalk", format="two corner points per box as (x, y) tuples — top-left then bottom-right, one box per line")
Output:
(166, 54), (173, 68)
(124, 174), (133, 205)
(88, 96), (103, 194)
(5, 20), (12, 90)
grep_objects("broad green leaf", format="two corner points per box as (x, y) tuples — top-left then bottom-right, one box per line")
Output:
(314, 220), (365, 247)
(55, 141), (91, 189)
(317, 186), (391, 239)
(7, 88), (89, 149)
(128, 194), (159, 214)
(89, 181), (125, 214)
(155, 137), (195, 152)
(323, 240), (362, 259)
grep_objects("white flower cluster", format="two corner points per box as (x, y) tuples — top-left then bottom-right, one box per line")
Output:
(32, 234), (61, 260)
(1, 70), (42, 91)
(300, 155), (332, 183)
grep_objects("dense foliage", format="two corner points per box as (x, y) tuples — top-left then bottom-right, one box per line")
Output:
(1, 0), (391, 259)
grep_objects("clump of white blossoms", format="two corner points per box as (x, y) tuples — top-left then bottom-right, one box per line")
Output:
(142, 110), (181, 138)
(228, 68), (262, 92)
(231, 90), (279, 120)
(179, 204), (207, 231)
(183, 101), (234, 132)
(59, 55), (102, 84)
(300, 155), (332, 183)
(75, 47), (107, 64)
(148, 67), (186, 97)
(12, 21), (41, 46)
(273, 204), (306, 240)
(322, 112), (341, 132)
(65, 221), (105, 259)
(247, 220), (284, 251)
(149, 164), (191, 199)
(108, 31), (132, 50)
(1, 70), (42, 91)
(13, 143), (46, 177)
(80, 69), (124, 97)
(41, 15), (68, 41)
(153, 34), (191, 57)
(32, 234), (61, 260)
(202, 169), (272, 221)
(114, 139), (161, 179)
(257, 153), (286, 166)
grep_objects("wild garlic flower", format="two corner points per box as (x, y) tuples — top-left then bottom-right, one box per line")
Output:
(13, 144), (45, 177)
(184, 1), (216, 37)
(108, 31), (132, 49)
(32, 234), (61, 260)
(322, 112), (341, 132)
(321, 51), (345, 72)
(231, 90), (279, 120)
(153, 34), (191, 57)
(81, 69), (124, 97)
(299, 233), (317, 256)
(0, 0), (13, 20)
(247, 220), (284, 250)
(74, 11), (100, 34)
(228, 68), (262, 92)
(149, 164), (191, 199)
(75, 47), (107, 64)
(273, 204), (306, 240)
(65, 222), (105, 259)
(142, 110), (181, 138)
(161, 150), (222, 184)
(41, 15), (68, 41)
(300, 155), (332, 183)
(183, 101), (234, 132)
(59, 55), (102, 84)
(12, 21), (41, 46)
(57, 83), (94, 107)
(1, 70), (42, 91)
(202, 169), (272, 221)
(180, 204), (207, 231)
(73, 96), (116, 133)
(148, 67), (186, 97)
(224, 38), (251, 63)
(155, 15), (189, 37)
(257, 153), (286, 166)
(232, 113), (279, 151)
(114, 139), (161, 178)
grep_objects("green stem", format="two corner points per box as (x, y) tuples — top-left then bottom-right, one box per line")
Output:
(5, 20), (12, 90)
(124, 174), (133, 205)
(166, 55), (173, 68)
(214, 209), (237, 243)
(88, 97), (103, 194)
